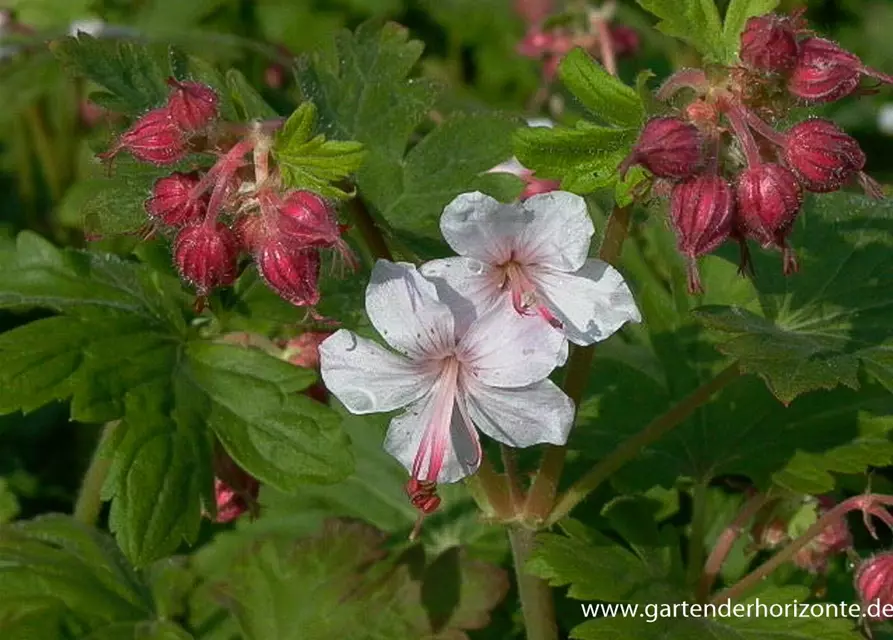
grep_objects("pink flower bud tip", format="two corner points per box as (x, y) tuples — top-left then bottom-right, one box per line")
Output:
(736, 163), (803, 254)
(740, 14), (800, 73)
(166, 78), (219, 132)
(857, 553), (893, 620)
(99, 108), (187, 165)
(173, 222), (240, 296)
(622, 117), (703, 180)
(669, 175), (735, 293)
(789, 38), (893, 104)
(213, 476), (260, 523)
(146, 172), (206, 227)
(255, 241), (321, 307)
(783, 119), (867, 193)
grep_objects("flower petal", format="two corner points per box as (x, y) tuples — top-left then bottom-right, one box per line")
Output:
(440, 192), (522, 264)
(463, 378), (574, 447)
(319, 329), (434, 414)
(515, 191), (594, 272)
(419, 256), (501, 335)
(530, 259), (641, 346)
(365, 260), (455, 358)
(383, 392), (481, 484)
(458, 298), (566, 388)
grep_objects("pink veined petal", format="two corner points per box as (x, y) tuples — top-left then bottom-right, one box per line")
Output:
(319, 329), (435, 414)
(528, 259), (641, 346)
(365, 260), (455, 359)
(439, 192), (523, 264)
(419, 256), (502, 336)
(383, 358), (481, 484)
(462, 377), (574, 448)
(458, 297), (566, 388)
(512, 191), (594, 272)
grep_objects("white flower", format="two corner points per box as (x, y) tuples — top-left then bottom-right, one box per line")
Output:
(68, 19), (106, 37)
(420, 191), (641, 346)
(319, 260), (573, 484)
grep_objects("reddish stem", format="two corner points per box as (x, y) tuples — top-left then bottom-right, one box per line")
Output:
(722, 101), (763, 168)
(656, 68), (709, 101)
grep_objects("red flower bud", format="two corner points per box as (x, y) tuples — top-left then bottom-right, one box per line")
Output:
(166, 78), (218, 132)
(278, 191), (340, 246)
(782, 119), (866, 192)
(211, 451), (259, 523)
(740, 14), (799, 73)
(173, 222), (240, 296)
(610, 25), (640, 58)
(146, 172), (206, 227)
(100, 108), (187, 165)
(518, 28), (554, 58)
(736, 164), (803, 247)
(669, 175), (734, 293)
(622, 117), (703, 180)
(788, 38), (893, 103)
(857, 553), (893, 619)
(255, 242), (321, 307)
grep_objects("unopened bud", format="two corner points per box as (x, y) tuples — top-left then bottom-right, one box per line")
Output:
(783, 119), (866, 192)
(166, 78), (218, 132)
(857, 553), (893, 620)
(740, 14), (799, 73)
(173, 222), (240, 296)
(255, 242), (321, 307)
(736, 163), (803, 251)
(146, 172), (206, 226)
(788, 38), (893, 103)
(101, 108), (187, 165)
(622, 117), (703, 180)
(669, 175), (734, 293)
(610, 25), (640, 58)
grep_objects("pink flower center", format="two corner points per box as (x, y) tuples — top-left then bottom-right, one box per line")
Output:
(412, 356), (461, 482)
(498, 257), (562, 329)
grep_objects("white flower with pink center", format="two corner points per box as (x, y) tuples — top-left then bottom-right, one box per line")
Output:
(420, 191), (641, 346)
(319, 260), (573, 484)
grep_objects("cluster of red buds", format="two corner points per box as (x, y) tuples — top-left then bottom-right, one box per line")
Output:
(99, 78), (354, 311)
(621, 12), (888, 293)
(517, 1), (638, 83)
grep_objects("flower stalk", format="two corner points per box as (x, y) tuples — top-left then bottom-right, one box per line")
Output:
(74, 421), (118, 526)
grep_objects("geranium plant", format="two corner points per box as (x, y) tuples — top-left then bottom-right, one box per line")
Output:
(1, 1), (893, 639)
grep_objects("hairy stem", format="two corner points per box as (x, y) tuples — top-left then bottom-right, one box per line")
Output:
(522, 205), (632, 523)
(502, 445), (525, 513)
(547, 363), (741, 525)
(595, 18), (617, 76)
(697, 491), (770, 601)
(711, 494), (893, 604)
(509, 525), (559, 640)
(74, 421), (118, 526)
(347, 197), (393, 262)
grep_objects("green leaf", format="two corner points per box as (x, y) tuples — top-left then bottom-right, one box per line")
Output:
(558, 48), (645, 128)
(722, 0), (781, 63)
(513, 121), (636, 194)
(0, 479), (19, 524)
(201, 519), (508, 639)
(694, 194), (893, 404)
(636, 0), (726, 62)
(50, 35), (173, 114)
(225, 69), (278, 121)
(273, 102), (366, 200)
(183, 342), (353, 490)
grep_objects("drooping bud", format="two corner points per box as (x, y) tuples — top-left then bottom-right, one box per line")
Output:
(857, 553), (893, 620)
(166, 78), (218, 132)
(669, 175), (735, 293)
(788, 38), (893, 103)
(173, 222), (240, 296)
(210, 449), (260, 523)
(146, 172), (206, 227)
(736, 164), (803, 272)
(255, 242), (321, 307)
(622, 117), (703, 180)
(100, 108), (187, 165)
(277, 191), (356, 268)
(740, 14), (799, 73)
(782, 119), (866, 192)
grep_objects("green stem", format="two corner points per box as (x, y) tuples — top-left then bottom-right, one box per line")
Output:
(711, 494), (893, 604)
(24, 105), (64, 202)
(464, 453), (512, 520)
(522, 205), (632, 524)
(686, 480), (710, 587)
(546, 363), (741, 526)
(501, 445), (525, 514)
(508, 525), (559, 640)
(347, 196), (393, 262)
(74, 421), (118, 526)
